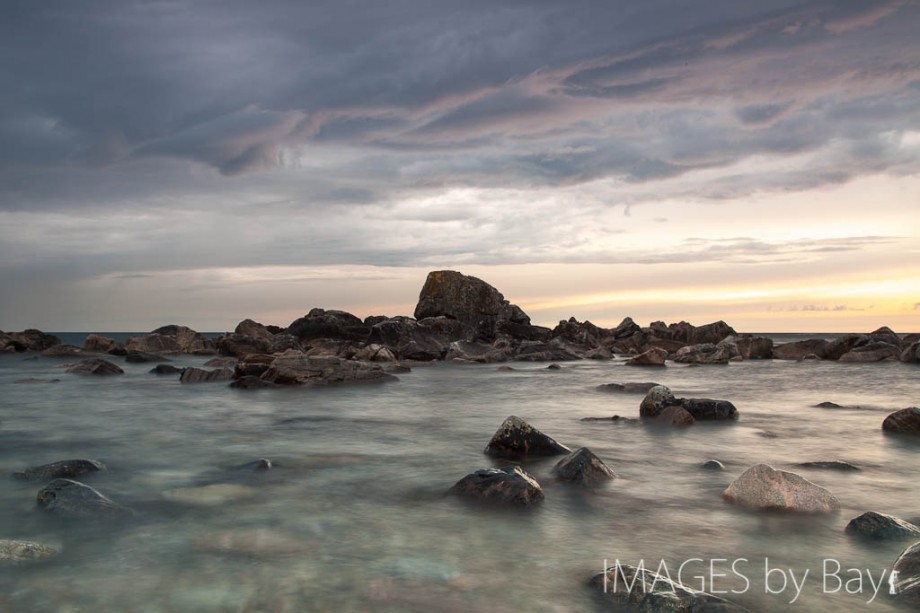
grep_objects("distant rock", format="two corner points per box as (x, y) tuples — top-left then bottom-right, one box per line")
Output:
(445, 340), (508, 363)
(901, 341), (920, 363)
(553, 447), (616, 486)
(626, 347), (667, 366)
(215, 333), (272, 357)
(203, 357), (238, 368)
(639, 386), (678, 418)
(773, 339), (829, 361)
(611, 316), (641, 339)
(484, 415), (571, 459)
(596, 382), (660, 393)
(724, 334), (773, 360)
(882, 407), (920, 435)
(680, 398), (738, 421)
(839, 341), (902, 363)
(127, 325), (215, 355)
(66, 358), (124, 376)
(701, 460), (725, 470)
(179, 367), (234, 383)
(257, 351), (398, 386)
(589, 563), (747, 611)
(0, 329), (61, 352)
(794, 460), (859, 471)
(12, 458), (106, 481)
(125, 350), (167, 363)
(846, 512), (920, 540)
(814, 401), (842, 408)
(150, 364), (184, 375)
(722, 464), (840, 513)
(234, 319), (274, 340)
(82, 334), (120, 354)
(891, 541), (920, 603)
(690, 320), (738, 345)
(285, 308), (371, 343)
(649, 405), (695, 426)
(673, 343), (731, 365)
(448, 466), (544, 506)
(0, 540), (60, 566)
(41, 344), (85, 357)
(36, 478), (132, 519)
(125, 333), (181, 354)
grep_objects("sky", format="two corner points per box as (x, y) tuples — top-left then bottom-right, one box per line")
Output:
(1, 0), (918, 333)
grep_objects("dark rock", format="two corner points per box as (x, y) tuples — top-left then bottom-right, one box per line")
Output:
(150, 364), (184, 375)
(285, 308), (370, 343)
(386, 364), (412, 374)
(701, 460), (725, 470)
(149, 325), (216, 354)
(40, 344), (84, 357)
(448, 466), (544, 506)
(82, 334), (120, 353)
(590, 563), (747, 611)
(725, 334), (773, 360)
(180, 367), (234, 383)
(773, 339), (830, 360)
(125, 333), (181, 354)
(413, 270), (533, 342)
(513, 340), (582, 362)
(258, 351), (398, 386)
(639, 385), (678, 418)
(649, 405), (695, 426)
(680, 398), (738, 421)
(368, 316), (450, 361)
(673, 343), (731, 364)
(553, 447), (616, 486)
(901, 341), (920, 363)
(722, 464), (840, 513)
(891, 541), (920, 603)
(690, 320), (737, 345)
(546, 363), (561, 370)
(229, 375), (278, 389)
(203, 357), (238, 367)
(267, 333), (302, 354)
(882, 407), (920, 435)
(215, 333), (272, 357)
(13, 378), (61, 384)
(66, 358), (124, 376)
(236, 458), (273, 471)
(484, 415), (571, 459)
(825, 334), (866, 360)
(125, 350), (167, 363)
(839, 341), (902, 363)
(36, 478), (132, 519)
(815, 401), (842, 408)
(551, 317), (606, 348)
(596, 382), (661, 393)
(0, 540), (60, 566)
(611, 316), (641, 339)
(794, 460), (859, 471)
(581, 415), (640, 424)
(445, 340), (508, 363)
(353, 343), (398, 362)
(234, 319), (274, 340)
(0, 329), (61, 352)
(13, 459), (106, 481)
(626, 347), (667, 366)
(846, 512), (920, 540)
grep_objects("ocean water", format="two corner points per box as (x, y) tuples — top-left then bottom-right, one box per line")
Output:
(0, 340), (918, 612)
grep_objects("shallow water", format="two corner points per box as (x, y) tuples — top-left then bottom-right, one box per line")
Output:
(0, 346), (917, 612)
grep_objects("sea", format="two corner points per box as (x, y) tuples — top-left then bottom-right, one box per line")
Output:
(0, 333), (917, 612)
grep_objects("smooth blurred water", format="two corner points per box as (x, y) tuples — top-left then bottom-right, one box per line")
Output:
(0, 348), (917, 612)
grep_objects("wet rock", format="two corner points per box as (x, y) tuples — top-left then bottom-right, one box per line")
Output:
(553, 447), (616, 486)
(229, 375), (278, 389)
(367, 316), (450, 361)
(649, 405), (695, 426)
(125, 350), (166, 363)
(41, 344), (85, 357)
(773, 339), (830, 360)
(900, 341), (920, 363)
(13, 459), (106, 481)
(725, 334), (774, 360)
(673, 343), (731, 365)
(590, 563), (747, 611)
(285, 308), (371, 343)
(680, 398), (738, 421)
(839, 341), (902, 363)
(815, 401), (842, 408)
(722, 464), (840, 513)
(701, 459), (725, 470)
(215, 333), (272, 357)
(66, 358), (124, 376)
(581, 415), (640, 424)
(448, 466), (544, 506)
(484, 415), (571, 458)
(0, 329), (61, 352)
(36, 478), (132, 519)
(0, 540), (60, 566)
(444, 340), (508, 363)
(546, 363), (561, 370)
(513, 340), (582, 362)
(639, 385), (678, 418)
(846, 512), (920, 540)
(891, 541), (920, 603)
(597, 382), (661, 393)
(14, 377), (60, 384)
(626, 347), (668, 366)
(825, 334), (867, 360)
(353, 343), (398, 362)
(258, 351), (398, 386)
(236, 458), (272, 471)
(234, 318), (274, 340)
(882, 407), (920, 435)
(150, 364), (184, 375)
(179, 367), (234, 383)
(794, 460), (859, 471)
(82, 334), (120, 353)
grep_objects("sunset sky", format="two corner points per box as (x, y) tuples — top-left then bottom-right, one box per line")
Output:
(1, 0), (918, 333)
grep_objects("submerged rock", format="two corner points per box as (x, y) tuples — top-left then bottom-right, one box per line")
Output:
(448, 466), (544, 506)
(150, 364), (184, 375)
(194, 528), (310, 557)
(0, 540), (60, 566)
(892, 541), (920, 603)
(639, 385), (678, 418)
(66, 358), (124, 376)
(882, 407), (920, 435)
(258, 352), (398, 386)
(484, 415), (571, 458)
(596, 382), (661, 393)
(553, 447), (616, 486)
(36, 479), (132, 519)
(179, 367), (234, 383)
(701, 459), (725, 470)
(794, 460), (859, 471)
(589, 563), (747, 611)
(846, 512), (920, 540)
(13, 459), (106, 481)
(125, 350), (166, 363)
(229, 375), (278, 389)
(814, 401), (842, 408)
(722, 464), (839, 513)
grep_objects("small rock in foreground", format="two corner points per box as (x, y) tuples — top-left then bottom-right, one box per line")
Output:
(484, 415), (571, 458)
(845, 512), (920, 540)
(13, 458), (106, 481)
(553, 447), (616, 486)
(882, 407), (920, 435)
(36, 478), (133, 519)
(891, 541), (920, 603)
(589, 563), (747, 611)
(722, 464), (840, 513)
(448, 466), (544, 506)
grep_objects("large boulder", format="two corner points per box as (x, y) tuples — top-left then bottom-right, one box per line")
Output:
(41, 344), (85, 357)
(690, 320), (737, 345)
(722, 464), (840, 513)
(36, 478), (133, 519)
(553, 447), (616, 486)
(589, 563), (746, 611)
(845, 512), (920, 540)
(256, 351), (398, 386)
(882, 407), (920, 435)
(484, 415), (571, 458)
(825, 334), (866, 360)
(626, 347), (668, 366)
(773, 339), (830, 360)
(838, 341), (902, 363)
(285, 308), (370, 343)
(513, 339), (582, 362)
(216, 333), (272, 357)
(12, 459), (106, 481)
(66, 358), (124, 376)
(0, 329), (61, 352)
(639, 386), (678, 418)
(413, 270), (534, 342)
(673, 343), (731, 365)
(448, 466), (544, 506)
(892, 541), (920, 604)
